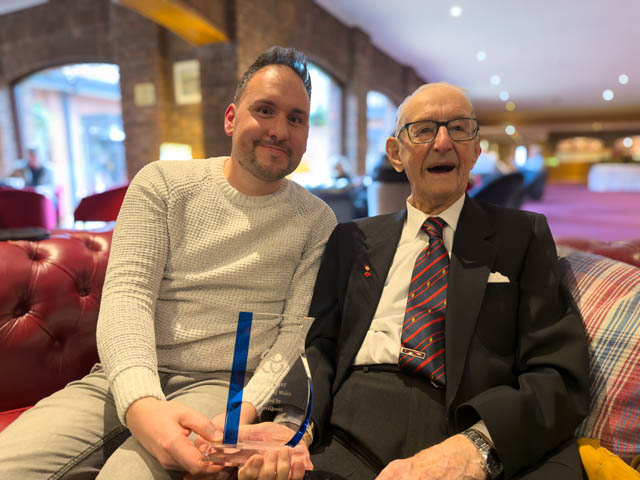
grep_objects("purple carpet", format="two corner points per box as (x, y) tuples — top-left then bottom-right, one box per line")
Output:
(521, 183), (640, 242)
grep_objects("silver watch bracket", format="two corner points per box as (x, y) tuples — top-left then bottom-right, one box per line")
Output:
(461, 428), (504, 479)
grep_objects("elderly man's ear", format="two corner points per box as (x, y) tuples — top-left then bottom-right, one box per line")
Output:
(472, 138), (482, 165)
(386, 136), (404, 173)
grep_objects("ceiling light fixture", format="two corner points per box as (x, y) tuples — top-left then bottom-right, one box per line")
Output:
(475, 51), (486, 62)
(619, 74), (630, 85)
(490, 74), (501, 86)
(505, 101), (516, 111)
(505, 125), (516, 135)
(499, 91), (509, 101)
(623, 137), (633, 148)
(449, 5), (463, 17)
(602, 89), (614, 101)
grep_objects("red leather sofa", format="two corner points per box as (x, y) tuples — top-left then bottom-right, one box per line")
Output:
(0, 228), (112, 431)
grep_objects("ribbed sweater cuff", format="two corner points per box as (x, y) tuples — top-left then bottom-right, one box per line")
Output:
(111, 366), (166, 424)
(241, 386), (267, 416)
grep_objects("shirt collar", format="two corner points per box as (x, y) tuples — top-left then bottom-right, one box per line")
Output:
(405, 193), (465, 239)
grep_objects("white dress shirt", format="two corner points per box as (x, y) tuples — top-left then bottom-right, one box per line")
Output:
(353, 193), (463, 365)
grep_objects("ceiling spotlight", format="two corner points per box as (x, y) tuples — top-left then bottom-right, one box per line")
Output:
(476, 51), (487, 62)
(619, 74), (630, 85)
(505, 125), (516, 135)
(602, 89), (614, 101)
(623, 137), (633, 148)
(505, 101), (516, 111)
(449, 5), (463, 17)
(490, 74), (501, 86)
(499, 91), (510, 101)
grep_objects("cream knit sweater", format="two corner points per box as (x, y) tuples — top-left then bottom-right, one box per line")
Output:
(96, 157), (336, 423)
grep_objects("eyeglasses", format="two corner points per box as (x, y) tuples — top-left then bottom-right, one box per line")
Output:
(397, 118), (479, 144)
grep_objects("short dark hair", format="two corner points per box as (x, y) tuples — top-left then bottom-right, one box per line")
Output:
(233, 46), (312, 104)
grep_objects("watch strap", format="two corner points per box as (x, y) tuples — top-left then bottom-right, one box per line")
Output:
(461, 428), (503, 479)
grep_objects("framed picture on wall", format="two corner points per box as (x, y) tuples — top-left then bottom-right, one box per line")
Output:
(173, 59), (201, 105)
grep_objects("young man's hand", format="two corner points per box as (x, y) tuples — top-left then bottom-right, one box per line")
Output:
(210, 401), (258, 432)
(125, 396), (225, 476)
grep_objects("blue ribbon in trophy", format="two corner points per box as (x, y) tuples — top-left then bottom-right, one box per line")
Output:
(223, 311), (313, 447)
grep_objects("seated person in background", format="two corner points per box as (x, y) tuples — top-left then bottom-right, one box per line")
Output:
(12, 146), (55, 187)
(0, 46), (336, 480)
(303, 82), (590, 480)
(10, 146), (56, 201)
(370, 150), (410, 183)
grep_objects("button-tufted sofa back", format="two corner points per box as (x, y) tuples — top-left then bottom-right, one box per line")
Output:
(0, 229), (112, 418)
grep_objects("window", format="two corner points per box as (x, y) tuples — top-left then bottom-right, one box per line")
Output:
(366, 91), (396, 174)
(289, 63), (342, 187)
(13, 63), (125, 226)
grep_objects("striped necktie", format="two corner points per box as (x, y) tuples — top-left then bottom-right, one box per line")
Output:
(399, 216), (448, 386)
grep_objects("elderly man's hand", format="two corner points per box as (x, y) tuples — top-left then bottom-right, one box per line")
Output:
(375, 434), (486, 480)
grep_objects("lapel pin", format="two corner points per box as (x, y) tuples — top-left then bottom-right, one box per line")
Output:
(364, 265), (371, 277)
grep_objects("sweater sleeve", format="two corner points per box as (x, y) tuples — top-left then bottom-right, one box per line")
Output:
(96, 162), (170, 424)
(242, 201), (337, 411)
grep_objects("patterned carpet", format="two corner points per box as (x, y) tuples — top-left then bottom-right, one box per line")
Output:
(522, 183), (640, 242)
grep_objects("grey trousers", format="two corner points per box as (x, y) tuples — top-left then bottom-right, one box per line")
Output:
(0, 364), (230, 480)
(310, 368), (585, 480)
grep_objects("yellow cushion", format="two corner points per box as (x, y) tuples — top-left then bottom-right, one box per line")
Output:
(578, 438), (640, 479)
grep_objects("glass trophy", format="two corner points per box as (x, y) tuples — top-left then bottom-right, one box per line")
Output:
(200, 312), (313, 466)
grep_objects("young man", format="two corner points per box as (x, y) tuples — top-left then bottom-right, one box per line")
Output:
(0, 46), (336, 480)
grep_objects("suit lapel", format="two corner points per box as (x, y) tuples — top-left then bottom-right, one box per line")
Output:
(445, 197), (497, 409)
(339, 211), (406, 372)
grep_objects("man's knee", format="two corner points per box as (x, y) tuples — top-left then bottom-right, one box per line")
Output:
(98, 436), (182, 480)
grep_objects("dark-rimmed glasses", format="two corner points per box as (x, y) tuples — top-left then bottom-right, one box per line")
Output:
(397, 118), (479, 144)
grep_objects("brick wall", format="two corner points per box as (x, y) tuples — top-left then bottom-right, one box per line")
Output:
(0, 85), (17, 177)
(0, 0), (422, 181)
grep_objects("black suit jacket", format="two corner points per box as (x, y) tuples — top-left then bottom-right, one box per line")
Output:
(306, 195), (589, 477)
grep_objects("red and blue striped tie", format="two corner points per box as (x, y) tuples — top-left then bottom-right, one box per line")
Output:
(399, 216), (448, 386)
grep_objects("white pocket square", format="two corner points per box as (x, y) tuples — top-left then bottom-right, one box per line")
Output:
(487, 271), (510, 283)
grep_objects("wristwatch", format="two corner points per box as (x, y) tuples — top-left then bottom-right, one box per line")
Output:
(461, 428), (503, 479)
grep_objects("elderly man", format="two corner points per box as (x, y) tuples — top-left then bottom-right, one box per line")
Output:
(305, 82), (589, 479)
(0, 46), (335, 480)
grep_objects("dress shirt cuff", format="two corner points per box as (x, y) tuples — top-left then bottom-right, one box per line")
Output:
(471, 420), (494, 446)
